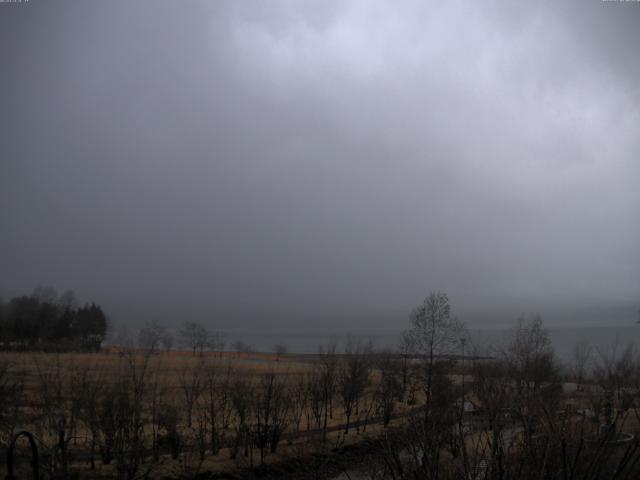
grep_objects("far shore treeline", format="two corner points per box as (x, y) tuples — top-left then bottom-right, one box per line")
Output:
(0, 286), (108, 352)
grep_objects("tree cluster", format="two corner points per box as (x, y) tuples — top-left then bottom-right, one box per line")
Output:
(3, 291), (640, 479)
(0, 287), (108, 351)
(374, 295), (640, 480)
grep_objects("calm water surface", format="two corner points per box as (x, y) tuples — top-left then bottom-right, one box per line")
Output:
(224, 323), (640, 361)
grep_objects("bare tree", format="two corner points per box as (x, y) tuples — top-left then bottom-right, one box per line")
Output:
(375, 349), (403, 427)
(230, 377), (253, 460)
(137, 319), (166, 353)
(397, 334), (414, 403)
(203, 362), (222, 455)
(273, 343), (288, 361)
(115, 352), (153, 479)
(252, 370), (291, 464)
(404, 292), (465, 415)
(288, 373), (308, 436)
(503, 315), (561, 452)
(209, 331), (226, 357)
(179, 359), (205, 428)
(593, 337), (637, 426)
(233, 340), (253, 358)
(505, 315), (558, 394)
(571, 338), (593, 388)
(157, 403), (181, 459)
(316, 341), (338, 441)
(180, 321), (209, 355)
(471, 356), (514, 473)
(218, 364), (235, 448)
(338, 339), (372, 434)
(32, 356), (84, 477)
(379, 340), (640, 480)
(0, 359), (23, 449)
(307, 369), (324, 432)
(147, 365), (166, 462)
(77, 363), (107, 469)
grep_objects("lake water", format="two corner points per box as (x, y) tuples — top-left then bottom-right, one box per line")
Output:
(224, 323), (640, 362)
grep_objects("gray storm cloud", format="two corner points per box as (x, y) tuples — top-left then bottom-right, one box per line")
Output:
(1, 0), (639, 329)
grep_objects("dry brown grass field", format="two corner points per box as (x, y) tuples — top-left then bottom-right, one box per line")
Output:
(0, 349), (416, 479)
(4, 345), (640, 480)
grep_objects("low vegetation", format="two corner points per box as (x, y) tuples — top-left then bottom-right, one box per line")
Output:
(2, 292), (640, 479)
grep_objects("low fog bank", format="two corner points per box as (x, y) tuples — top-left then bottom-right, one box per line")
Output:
(103, 295), (637, 331)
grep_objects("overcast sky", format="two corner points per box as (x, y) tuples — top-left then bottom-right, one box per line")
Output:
(1, 1), (639, 329)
